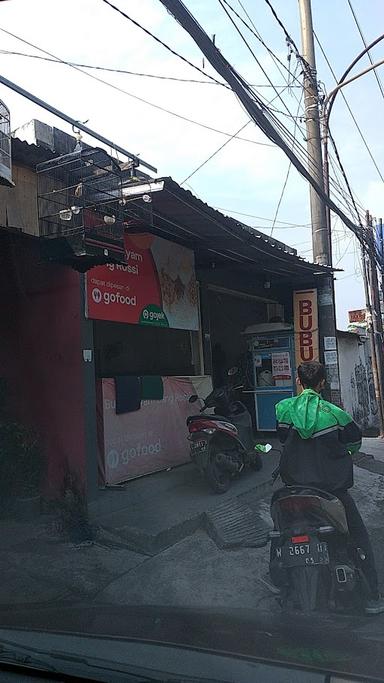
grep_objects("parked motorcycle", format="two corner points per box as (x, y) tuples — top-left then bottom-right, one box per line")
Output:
(187, 368), (270, 493)
(266, 483), (369, 613)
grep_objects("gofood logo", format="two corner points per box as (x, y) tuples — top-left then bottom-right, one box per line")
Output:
(92, 288), (102, 304)
(92, 288), (136, 306)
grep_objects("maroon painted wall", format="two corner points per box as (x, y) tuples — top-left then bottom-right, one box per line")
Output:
(0, 234), (86, 498)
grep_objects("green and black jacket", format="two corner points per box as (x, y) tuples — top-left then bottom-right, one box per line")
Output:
(276, 389), (362, 493)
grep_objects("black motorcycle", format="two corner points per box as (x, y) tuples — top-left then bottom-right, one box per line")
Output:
(187, 369), (269, 493)
(266, 484), (369, 613)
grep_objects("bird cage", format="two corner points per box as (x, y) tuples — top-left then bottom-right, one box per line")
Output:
(37, 147), (127, 269)
(0, 101), (12, 187)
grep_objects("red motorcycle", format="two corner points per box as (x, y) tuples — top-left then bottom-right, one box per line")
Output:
(187, 369), (269, 493)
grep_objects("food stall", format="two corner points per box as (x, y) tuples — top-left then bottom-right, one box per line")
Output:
(86, 232), (211, 485)
(244, 323), (296, 431)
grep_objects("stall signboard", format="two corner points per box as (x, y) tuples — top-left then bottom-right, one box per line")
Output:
(293, 289), (319, 363)
(348, 309), (366, 323)
(98, 376), (212, 484)
(86, 233), (199, 331)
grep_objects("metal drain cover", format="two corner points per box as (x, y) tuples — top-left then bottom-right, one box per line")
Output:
(205, 499), (271, 549)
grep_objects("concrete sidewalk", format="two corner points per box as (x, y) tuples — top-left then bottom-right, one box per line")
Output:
(361, 437), (384, 461)
(89, 447), (279, 554)
(88, 436), (382, 556)
(0, 448), (278, 608)
(354, 437), (384, 476)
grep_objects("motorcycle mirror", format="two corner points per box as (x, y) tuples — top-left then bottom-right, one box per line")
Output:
(189, 394), (199, 403)
(227, 366), (239, 376)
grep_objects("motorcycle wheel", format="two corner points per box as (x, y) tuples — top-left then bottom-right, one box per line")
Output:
(289, 565), (320, 612)
(205, 446), (231, 494)
(250, 453), (263, 471)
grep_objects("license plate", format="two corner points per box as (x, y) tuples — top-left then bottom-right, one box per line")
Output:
(280, 540), (329, 567)
(191, 440), (208, 452)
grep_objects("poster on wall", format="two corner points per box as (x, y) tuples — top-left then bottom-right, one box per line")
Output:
(271, 351), (291, 380)
(86, 233), (199, 331)
(293, 289), (319, 364)
(99, 376), (212, 484)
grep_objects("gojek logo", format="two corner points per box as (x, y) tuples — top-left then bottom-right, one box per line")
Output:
(140, 304), (169, 327)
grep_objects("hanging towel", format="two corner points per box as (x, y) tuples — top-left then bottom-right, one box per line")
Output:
(141, 375), (164, 401)
(115, 376), (141, 414)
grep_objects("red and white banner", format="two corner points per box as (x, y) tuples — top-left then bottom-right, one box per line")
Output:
(86, 233), (199, 331)
(99, 376), (212, 484)
(348, 309), (366, 323)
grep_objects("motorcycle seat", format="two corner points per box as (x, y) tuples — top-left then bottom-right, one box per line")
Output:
(271, 486), (348, 534)
(272, 485), (336, 504)
(187, 414), (232, 425)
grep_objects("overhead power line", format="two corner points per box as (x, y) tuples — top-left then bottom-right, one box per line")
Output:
(181, 120), (251, 184)
(0, 48), (300, 87)
(258, 0), (364, 213)
(221, 0), (309, 114)
(222, 0), (299, 83)
(270, 92), (304, 236)
(0, 26), (275, 148)
(234, 0), (307, 122)
(313, 30), (384, 184)
(217, 0), (304, 126)
(213, 206), (312, 227)
(0, 48), (215, 83)
(158, 0), (374, 254)
(100, 0), (226, 87)
(180, 81), (293, 184)
(263, 0), (303, 63)
(347, 0), (384, 103)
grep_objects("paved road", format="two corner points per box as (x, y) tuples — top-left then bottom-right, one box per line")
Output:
(362, 436), (384, 462)
(1, 453), (384, 629)
(1, 449), (384, 682)
(95, 461), (384, 614)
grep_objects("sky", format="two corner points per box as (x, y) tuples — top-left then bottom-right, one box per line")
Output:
(0, 0), (383, 328)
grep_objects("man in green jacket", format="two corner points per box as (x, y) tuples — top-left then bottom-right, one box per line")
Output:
(275, 361), (384, 615)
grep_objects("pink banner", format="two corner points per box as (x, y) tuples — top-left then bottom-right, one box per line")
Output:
(100, 376), (211, 484)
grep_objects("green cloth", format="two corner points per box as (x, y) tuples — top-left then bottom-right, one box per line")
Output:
(141, 376), (164, 401)
(276, 389), (360, 453)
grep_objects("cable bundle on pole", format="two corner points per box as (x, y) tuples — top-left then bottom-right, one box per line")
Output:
(158, 0), (373, 257)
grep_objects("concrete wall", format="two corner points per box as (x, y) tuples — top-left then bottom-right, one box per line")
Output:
(0, 234), (86, 498)
(338, 332), (378, 433)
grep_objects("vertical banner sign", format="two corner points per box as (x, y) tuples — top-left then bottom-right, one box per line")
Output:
(294, 289), (319, 364)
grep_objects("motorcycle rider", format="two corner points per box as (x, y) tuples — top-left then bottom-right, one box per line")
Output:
(274, 361), (384, 615)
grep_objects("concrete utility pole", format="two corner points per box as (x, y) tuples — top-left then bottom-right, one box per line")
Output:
(378, 217), (384, 304)
(366, 212), (384, 435)
(298, 0), (341, 403)
(361, 237), (384, 436)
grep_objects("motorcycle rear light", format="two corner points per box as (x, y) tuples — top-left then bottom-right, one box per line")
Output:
(291, 535), (310, 543)
(189, 420), (219, 433)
